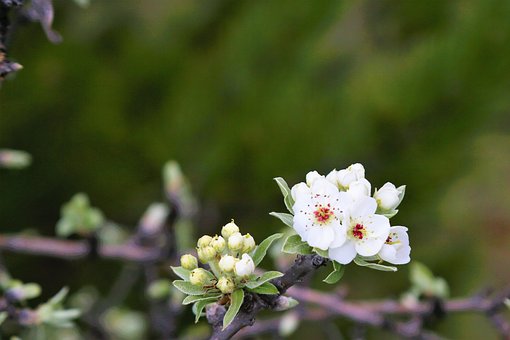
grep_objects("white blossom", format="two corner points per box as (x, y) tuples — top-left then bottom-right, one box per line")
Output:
(378, 226), (410, 264)
(292, 178), (349, 250)
(218, 255), (237, 272)
(327, 163), (366, 190)
(328, 196), (390, 264)
(305, 171), (323, 186)
(374, 182), (404, 211)
(234, 253), (255, 277)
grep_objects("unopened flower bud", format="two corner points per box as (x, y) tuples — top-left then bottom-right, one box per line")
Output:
(189, 268), (211, 286)
(374, 182), (403, 211)
(211, 235), (226, 253)
(180, 254), (198, 270)
(305, 171), (322, 186)
(198, 246), (216, 263)
(227, 232), (244, 252)
(221, 220), (240, 239)
(197, 235), (213, 248)
(218, 255), (237, 273)
(242, 234), (256, 253)
(234, 253), (255, 277)
(336, 163), (365, 189)
(216, 276), (235, 294)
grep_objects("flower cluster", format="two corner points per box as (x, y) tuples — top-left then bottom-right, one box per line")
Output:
(273, 163), (410, 271)
(171, 221), (284, 329)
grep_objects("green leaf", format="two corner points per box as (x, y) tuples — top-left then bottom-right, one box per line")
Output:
(192, 297), (218, 323)
(269, 212), (294, 228)
(274, 177), (294, 214)
(245, 271), (284, 289)
(0, 312), (7, 326)
(282, 234), (313, 254)
(223, 289), (244, 330)
(48, 287), (69, 306)
(247, 282), (279, 295)
(170, 266), (191, 281)
(313, 247), (328, 258)
(183, 294), (221, 305)
(172, 280), (207, 295)
(354, 257), (397, 272)
(323, 261), (345, 284)
(251, 233), (283, 266)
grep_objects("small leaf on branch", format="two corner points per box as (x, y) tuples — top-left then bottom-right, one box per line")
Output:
(274, 177), (295, 214)
(269, 212), (294, 228)
(193, 297), (219, 323)
(313, 247), (328, 258)
(170, 266), (191, 281)
(245, 271), (284, 289)
(182, 294), (221, 305)
(354, 257), (397, 272)
(282, 234), (313, 254)
(247, 282), (279, 295)
(323, 261), (345, 284)
(222, 289), (244, 330)
(172, 280), (208, 295)
(251, 233), (283, 266)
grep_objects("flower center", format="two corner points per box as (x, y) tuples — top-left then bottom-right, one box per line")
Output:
(385, 233), (400, 245)
(352, 223), (366, 240)
(313, 204), (334, 224)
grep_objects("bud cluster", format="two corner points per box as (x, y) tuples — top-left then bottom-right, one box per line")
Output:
(179, 220), (257, 294)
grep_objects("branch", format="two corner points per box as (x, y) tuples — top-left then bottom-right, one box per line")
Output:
(0, 235), (160, 262)
(206, 254), (328, 340)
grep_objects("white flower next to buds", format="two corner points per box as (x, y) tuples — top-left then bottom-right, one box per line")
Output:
(218, 255), (237, 273)
(227, 232), (244, 252)
(197, 235), (213, 248)
(211, 235), (226, 253)
(221, 221), (240, 239)
(235, 253), (255, 277)
(374, 182), (404, 211)
(242, 234), (256, 253)
(336, 163), (365, 189)
(180, 254), (198, 270)
(189, 268), (211, 286)
(216, 276), (235, 294)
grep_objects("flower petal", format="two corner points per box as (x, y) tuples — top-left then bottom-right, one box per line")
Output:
(305, 225), (334, 250)
(328, 241), (357, 264)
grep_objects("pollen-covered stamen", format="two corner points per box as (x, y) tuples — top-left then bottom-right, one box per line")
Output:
(313, 204), (334, 224)
(352, 223), (366, 240)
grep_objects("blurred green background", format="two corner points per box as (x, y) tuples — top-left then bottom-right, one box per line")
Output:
(1, 0), (510, 338)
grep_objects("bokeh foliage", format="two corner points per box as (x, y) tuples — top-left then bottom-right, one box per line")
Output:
(1, 0), (510, 338)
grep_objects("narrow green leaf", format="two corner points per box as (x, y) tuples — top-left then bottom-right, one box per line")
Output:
(274, 177), (294, 214)
(48, 287), (69, 306)
(323, 261), (345, 284)
(354, 257), (397, 272)
(172, 280), (207, 295)
(269, 212), (294, 228)
(247, 282), (279, 295)
(223, 289), (244, 330)
(183, 294), (221, 305)
(0, 312), (7, 326)
(193, 297), (218, 323)
(245, 271), (284, 289)
(282, 235), (313, 255)
(170, 266), (191, 281)
(251, 233), (283, 266)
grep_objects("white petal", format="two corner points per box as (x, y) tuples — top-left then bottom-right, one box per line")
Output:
(306, 171), (323, 186)
(350, 196), (377, 218)
(292, 214), (309, 236)
(325, 169), (338, 187)
(291, 182), (311, 201)
(355, 236), (386, 256)
(328, 241), (357, 264)
(329, 223), (347, 248)
(304, 225), (334, 250)
(363, 214), (391, 237)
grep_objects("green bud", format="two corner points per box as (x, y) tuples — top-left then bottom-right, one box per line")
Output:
(227, 232), (244, 252)
(197, 235), (213, 248)
(180, 254), (198, 270)
(218, 255), (237, 273)
(241, 233), (256, 253)
(189, 268), (212, 286)
(198, 246), (216, 263)
(216, 276), (235, 294)
(210, 235), (226, 253)
(221, 221), (240, 239)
